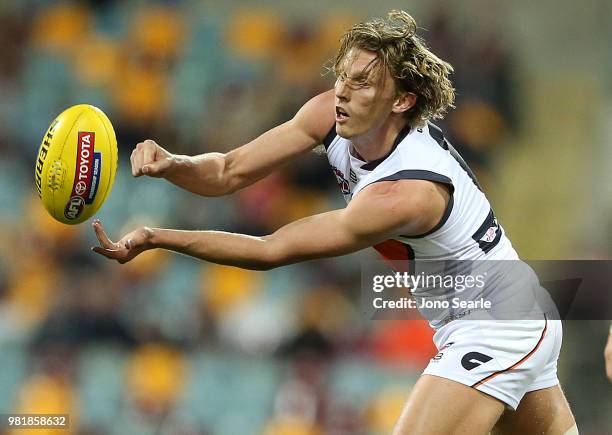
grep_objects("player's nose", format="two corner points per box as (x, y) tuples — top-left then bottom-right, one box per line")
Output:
(334, 78), (350, 101)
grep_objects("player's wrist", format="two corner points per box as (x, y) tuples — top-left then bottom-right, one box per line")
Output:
(147, 227), (162, 249)
(146, 227), (180, 251)
(159, 154), (182, 179)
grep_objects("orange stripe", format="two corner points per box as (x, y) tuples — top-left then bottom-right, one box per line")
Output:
(471, 317), (548, 389)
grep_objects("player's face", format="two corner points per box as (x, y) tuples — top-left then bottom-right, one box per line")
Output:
(334, 48), (400, 139)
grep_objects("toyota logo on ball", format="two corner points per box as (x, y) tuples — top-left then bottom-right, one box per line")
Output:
(75, 180), (87, 196)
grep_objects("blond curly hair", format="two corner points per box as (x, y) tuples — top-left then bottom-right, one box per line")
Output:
(332, 10), (455, 128)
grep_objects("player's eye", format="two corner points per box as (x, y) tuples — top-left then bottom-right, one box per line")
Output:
(348, 78), (369, 89)
(335, 73), (370, 90)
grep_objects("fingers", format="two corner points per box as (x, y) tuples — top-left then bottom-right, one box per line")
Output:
(130, 149), (138, 177)
(142, 141), (155, 170)
(92, 219), (115, 249)
(91, 246), (128, 264)
(142, 158), (170, 176)
(132, 140), (157, 177)
(92, 245), (118, 258)
(91, 222), (150, 264)
(132, 140), (172, 178)
(131, 144), (144, 177)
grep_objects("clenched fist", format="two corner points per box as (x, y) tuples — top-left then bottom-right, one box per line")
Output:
(130, 139), (175, 177)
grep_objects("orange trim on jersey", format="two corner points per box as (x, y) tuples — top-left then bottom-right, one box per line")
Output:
(471, 316), (548, 389)
(373, 239), (414, 272)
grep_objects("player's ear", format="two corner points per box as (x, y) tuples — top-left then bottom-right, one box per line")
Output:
(392, 92), (417, 114)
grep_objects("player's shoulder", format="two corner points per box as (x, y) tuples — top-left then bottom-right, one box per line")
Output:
(403, 122), (439, 147)
(392, 122), (450, 166)
(293, 90), (335, 144)
(305, 89), (335, 109)
(358, 177), (446, 213)
(349, 178), (450, 237)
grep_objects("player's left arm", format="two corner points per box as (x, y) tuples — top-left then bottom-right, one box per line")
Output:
(91, 179), (449, 269)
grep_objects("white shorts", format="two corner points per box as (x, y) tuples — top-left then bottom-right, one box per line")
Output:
(422, 317), (561, 410)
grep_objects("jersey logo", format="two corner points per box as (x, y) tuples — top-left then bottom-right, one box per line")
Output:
(331, 166), (351, 195)
(480, 221), (498, 243)
(349, 169), (358, 183)
(461, 352), (493, 370)
(472, 210), (502, 254)
(431, 341), (454, 362)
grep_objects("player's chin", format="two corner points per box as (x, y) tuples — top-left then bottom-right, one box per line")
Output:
(335, 123), (354, 139)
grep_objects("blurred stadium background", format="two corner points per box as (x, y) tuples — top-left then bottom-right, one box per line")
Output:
(0, 0), (610, 434)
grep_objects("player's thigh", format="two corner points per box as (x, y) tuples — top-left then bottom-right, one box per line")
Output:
(392, 374), (505, 435)
(492, 385), (577, 435)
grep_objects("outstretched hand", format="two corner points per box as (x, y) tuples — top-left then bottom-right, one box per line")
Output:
(91, 219), (154, 264)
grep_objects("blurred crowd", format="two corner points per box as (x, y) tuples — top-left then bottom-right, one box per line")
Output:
(0, 1), (585, 435)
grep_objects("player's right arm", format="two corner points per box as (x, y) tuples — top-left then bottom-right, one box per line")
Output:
(131, 90), (335, 196)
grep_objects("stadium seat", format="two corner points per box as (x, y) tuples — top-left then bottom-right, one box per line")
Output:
(181, 351), (278, 432)
(111, 62), (169, 124)
(200, 264), (263, 318)
(140, 256), (202, 342)
(77, 346), (126, 430)
(21, 53), (73, 145)
(30, 3), (93, 54)
(72, 36), (120, 87)
(125, 344), (187, 409)
(129, 7), (186, 61)
(225, 9), (285, 61)
(0, 343), (27, 413)
(0, 157), (29, 221)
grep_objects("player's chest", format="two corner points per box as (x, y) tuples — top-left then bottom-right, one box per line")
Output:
(326, 146), (372, 202)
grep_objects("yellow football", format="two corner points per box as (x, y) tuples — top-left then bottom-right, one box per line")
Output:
(34, 104), (118, 225)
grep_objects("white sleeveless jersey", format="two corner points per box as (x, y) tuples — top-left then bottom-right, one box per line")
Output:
(323, 125), (562, 404)
(323, 122), (519, 262)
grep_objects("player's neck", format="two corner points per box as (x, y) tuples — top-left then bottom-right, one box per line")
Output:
(351, 116), (409, 162)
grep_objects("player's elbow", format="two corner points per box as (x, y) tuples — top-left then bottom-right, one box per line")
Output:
(224, 176), (247, 195)
(193, 152), (241, 197)
(249, 250), (280, 271)
(241, 261), (275, 271)
(257, 236), (292, 270)
(222, 151), (253, 195)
